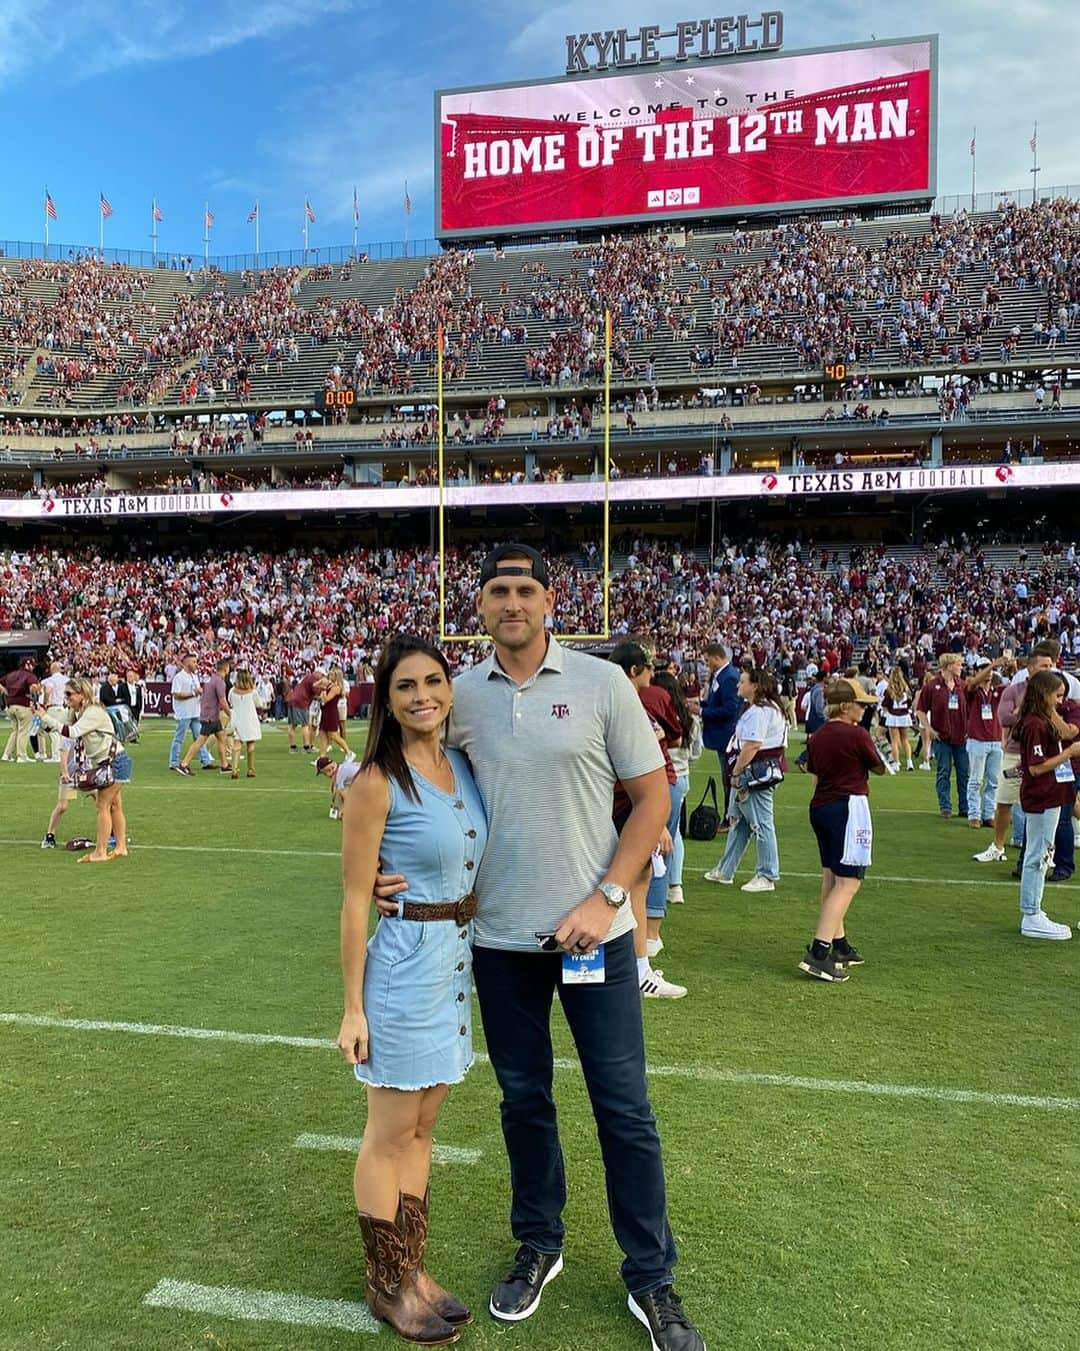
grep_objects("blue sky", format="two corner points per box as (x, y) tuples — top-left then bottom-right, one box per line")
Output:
(1, 0), (1075, 260)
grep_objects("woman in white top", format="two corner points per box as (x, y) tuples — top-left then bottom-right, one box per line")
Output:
(228, 669), (263, 779)
(704, 668), (788, 893)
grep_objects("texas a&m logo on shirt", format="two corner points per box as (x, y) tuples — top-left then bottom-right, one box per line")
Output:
(551, 703), (571, 720)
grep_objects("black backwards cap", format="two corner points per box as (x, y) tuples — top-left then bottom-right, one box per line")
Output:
(478, 543), (550, 589)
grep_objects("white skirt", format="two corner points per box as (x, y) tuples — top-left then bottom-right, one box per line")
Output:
(884, 713), (912, 728)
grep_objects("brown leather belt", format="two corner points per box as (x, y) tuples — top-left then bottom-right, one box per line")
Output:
(400, 893), (477, 924)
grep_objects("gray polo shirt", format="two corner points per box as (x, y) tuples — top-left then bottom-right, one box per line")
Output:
(449, 639), (665, 952)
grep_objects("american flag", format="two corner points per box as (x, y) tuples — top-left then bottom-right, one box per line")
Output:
(353, 186), (359, 225)
(1030, 129), (1038, 153)
(247, 203), (259, 223)
(153, 203), (163, 222)
(100, 193), (114, 218)
(404, 182), (412, 216)
(305, 198), (317, 223)
(45, 191), (57, 220)
(205, 207), (215, 229)
(969, 135), (976, 157)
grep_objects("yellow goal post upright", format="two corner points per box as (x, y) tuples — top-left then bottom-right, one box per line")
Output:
(436, 312), (612, 644)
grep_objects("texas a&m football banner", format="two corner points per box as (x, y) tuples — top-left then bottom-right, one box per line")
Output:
(437, 36), (935, 238)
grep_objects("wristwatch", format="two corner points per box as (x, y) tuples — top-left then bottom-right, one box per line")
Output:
(598, 882), (629, 909)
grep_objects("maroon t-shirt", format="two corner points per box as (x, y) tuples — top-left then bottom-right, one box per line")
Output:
(612, 683), (678, 821)
(1017, 714), (1075, 813)
(286, 673), (319, 710)
(807, 719), (881, 807)
(964, 683), (1003, 742)
(1, 668), (36, 706)
(918, 675), (968, 746)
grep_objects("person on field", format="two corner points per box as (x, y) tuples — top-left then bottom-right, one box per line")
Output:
(373, 544), (704, 1351)
(800, 679), (886, 982)
(1014, 670), (1080, 941)
(179, 658), (231, 776)
(169, 652), (212, 772)
(286, 668), (327, 754)
(881, 667), (915, 770)
(338, 635), (487, 1345)
(1, 658), (39, 764)
(38, 678), (132, 864)
(227, 669), (262, 779)
(40, 733), (80, 849)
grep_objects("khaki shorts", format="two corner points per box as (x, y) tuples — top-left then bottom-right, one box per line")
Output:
(996, 750), (1020, 806)
(57, 783), (79, 804)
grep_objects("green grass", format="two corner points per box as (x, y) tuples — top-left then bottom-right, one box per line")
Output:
(1, 725), (1078, 1351)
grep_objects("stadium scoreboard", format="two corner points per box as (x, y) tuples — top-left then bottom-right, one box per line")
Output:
(436, 34), (936, 240)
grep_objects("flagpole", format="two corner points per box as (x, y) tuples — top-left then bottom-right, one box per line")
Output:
(1030, 122), (1040, 206)
(43, 187), (49, 258)
(255, 202), (260, 265)
(204, 201), (210, 266)
(970, 128), (976, 213)
(99, 194), (104, 258)
(303, 201), (308, 261)
(151, 197), (158, 263)
(403, 179), (409, 258)
(353, 186), (358, 259)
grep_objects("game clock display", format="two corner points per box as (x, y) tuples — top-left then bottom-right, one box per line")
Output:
(316, 389), (356, 412)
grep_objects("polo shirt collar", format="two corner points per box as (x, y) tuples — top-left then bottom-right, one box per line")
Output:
(484, 636), (564, 683)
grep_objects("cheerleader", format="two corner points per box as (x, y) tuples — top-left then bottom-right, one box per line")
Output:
(881, 668), (915, 770)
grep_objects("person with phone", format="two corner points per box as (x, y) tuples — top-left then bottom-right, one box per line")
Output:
(372, 544), (704, 1351)
(337, 635), (487, 1345)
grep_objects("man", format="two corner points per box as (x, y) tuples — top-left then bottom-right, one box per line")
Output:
(40, 660), (68, 763)
(375, 543), (704, 1351)
(964, 657), (1008, 831)
(700, 640), (740, 819)
(169, 652), (212, 772)
(98, 671), (122, 708)
(1, 658), (39, 764)
(285, 668), (327, 754)
(795, 670), (829, 769)
(179, 658), (232, 776)
(118, 669), (145, 726)
(917, 653), (970, 817)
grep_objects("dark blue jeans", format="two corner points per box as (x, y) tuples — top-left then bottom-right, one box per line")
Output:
(471, 932), (676, 1295)
(1054, 789), (1076, 877)
(934, 740), (970, 814)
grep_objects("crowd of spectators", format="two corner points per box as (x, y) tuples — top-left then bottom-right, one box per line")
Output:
(3, 531), (1078, 696)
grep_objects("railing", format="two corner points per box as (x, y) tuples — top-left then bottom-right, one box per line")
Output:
(3, 181), (1080, 273)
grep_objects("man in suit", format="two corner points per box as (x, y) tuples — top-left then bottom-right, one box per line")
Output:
(118, 668), (144, 724)
(700, 642), (740, 822)
(98, 671), (122, 708)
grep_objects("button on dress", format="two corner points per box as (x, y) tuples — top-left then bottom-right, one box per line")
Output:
(353, 748), (488, 1091)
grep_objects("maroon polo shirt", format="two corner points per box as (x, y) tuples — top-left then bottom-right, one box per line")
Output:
(964, 683), (1003, 742)
(286, 673), (319, 710)
(918, 675), (968, 746)
(1, 668), (36, 706)
(1017, 714), (1075, 813)
(613, 683), (678, 822)
(807, 719), (881, 807)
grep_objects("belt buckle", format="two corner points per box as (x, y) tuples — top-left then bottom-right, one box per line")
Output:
(453, 895), (470, 925)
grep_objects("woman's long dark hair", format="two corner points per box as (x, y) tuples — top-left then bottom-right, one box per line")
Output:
(1019, 669), (1066, 729)
(361, 635), (453, 803)
(652, 670), (694, 744)
(746, 667), (784, 713)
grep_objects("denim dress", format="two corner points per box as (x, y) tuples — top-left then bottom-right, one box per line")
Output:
(354, 749), (488, 1091)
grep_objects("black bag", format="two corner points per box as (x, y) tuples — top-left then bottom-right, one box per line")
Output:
(688, 776), (721, 841)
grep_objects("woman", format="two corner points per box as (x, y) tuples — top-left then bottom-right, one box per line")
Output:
(913, 670), (937, 770)
(37, 677), (131, 864)
(653, 669), (702, 906)
(228, 669), (262, 779)
(881, 667), (915, 771)
(1015, 669), (1080, 941)
(319, 664), (352, 758)
(704, 667), (787, 892)
(337, 635), (487, 1345)
(800, 679), (887, 982)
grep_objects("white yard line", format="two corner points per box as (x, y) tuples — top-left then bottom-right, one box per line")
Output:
(2, 1011), (1075, 1113)
(143, 1278), (379, 1335)
(294, 1133), (481, 1164)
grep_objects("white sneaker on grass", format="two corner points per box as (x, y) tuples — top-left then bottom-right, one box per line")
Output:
(646, 937), (664, 958)
(640, 969), (688, 999)
(667, 885), (685, 904)
(1020, 911), (1073, 940)
(973, 843), (1007, 863)
(703, 868), (733, 884)
(741, 875), (775, 893)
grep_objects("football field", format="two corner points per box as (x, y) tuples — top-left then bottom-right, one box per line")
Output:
(1, 723), (1077, 1351)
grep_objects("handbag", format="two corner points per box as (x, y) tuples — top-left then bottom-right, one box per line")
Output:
(687, 776), (721, 840)
(743, 757), (785, 792)
(72, 739), (117, 793)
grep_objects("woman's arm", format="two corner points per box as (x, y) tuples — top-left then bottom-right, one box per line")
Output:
(731, 738), (763, 776)
(337, 768), (390, 1066)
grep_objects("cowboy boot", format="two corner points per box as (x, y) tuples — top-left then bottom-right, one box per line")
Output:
(399, 1189), (473, 1327)
(357, 1211), (459, 1346)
